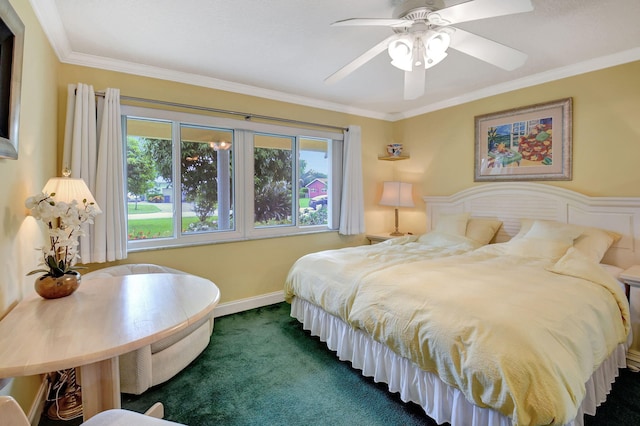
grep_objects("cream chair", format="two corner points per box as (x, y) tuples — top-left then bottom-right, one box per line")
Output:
(0, 396), (184, 425)
(83, 264), (216, 394)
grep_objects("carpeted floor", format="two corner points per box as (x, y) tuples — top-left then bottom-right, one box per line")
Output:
(40, 302), (640, 425)
(121, 302), (432, 425)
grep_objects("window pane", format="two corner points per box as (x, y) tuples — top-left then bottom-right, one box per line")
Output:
(253, 133), (293, 228)
(126, 118), (173, 241)
(181, 125), (234, 234)
(299, 137), (329, 226)
(123, 105), (342, 250)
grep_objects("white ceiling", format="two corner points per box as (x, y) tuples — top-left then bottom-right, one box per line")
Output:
(31, 0), (640, 121)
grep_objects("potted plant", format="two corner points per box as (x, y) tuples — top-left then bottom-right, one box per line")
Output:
(25, 189), (100, 299)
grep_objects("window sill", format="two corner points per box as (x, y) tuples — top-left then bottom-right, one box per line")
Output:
(126, 228), (338, 253)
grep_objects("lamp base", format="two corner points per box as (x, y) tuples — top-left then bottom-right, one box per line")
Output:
(389, 208), (406, 236)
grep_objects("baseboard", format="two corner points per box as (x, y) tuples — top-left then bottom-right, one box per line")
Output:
(627, 349), (640, 372)
(213, 291), (285, 318)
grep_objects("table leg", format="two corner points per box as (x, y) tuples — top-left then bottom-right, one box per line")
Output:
(78, 357), (120, 421)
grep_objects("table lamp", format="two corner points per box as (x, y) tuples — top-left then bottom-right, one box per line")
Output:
(379, 181), (414, 236)
(42, 174), (101, 214)
(40, 171), (100, 420)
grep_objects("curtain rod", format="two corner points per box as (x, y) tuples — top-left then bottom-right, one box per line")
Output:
(94, 91), (348, 133)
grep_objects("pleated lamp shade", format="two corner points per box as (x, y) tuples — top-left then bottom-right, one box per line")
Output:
(379, 181), (414, 208)
(379, 181), (413, 236)
(42, 177), (102, 214)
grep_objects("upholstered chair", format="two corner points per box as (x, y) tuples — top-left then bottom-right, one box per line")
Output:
(83, 264), (215, 394)
(0, 396), (185, 425)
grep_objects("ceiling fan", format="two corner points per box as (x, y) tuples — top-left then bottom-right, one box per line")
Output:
(325, 0), (534, 100)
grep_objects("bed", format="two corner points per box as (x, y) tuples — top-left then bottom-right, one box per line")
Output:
(284, 183), (640, 426)
(285, 220), (494, 323)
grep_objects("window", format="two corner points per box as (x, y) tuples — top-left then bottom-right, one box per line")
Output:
(253, 133), (294, 228)
(122, 106), (343, 250)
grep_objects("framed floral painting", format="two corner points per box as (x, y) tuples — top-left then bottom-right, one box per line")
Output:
(474, 98), (572, 181)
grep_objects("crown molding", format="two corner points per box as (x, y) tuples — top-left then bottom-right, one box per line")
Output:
(58, 47), (640, 124)
(29, 0), (72, 58)
(30, 1), (391, 121)
(30, 0), (640, 123)
(60, 51), (394, 122)
(391, 47), (640, 121)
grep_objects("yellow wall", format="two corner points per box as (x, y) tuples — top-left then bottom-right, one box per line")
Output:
(0, 0), (60, 412)
(2, 0), (640, 412)
(58, 64), (396, 303)
(389, 61), (640, 352)
(393, 61), (640, 235)
(0, 0), (59, 316)
(56, 61), (640, 301)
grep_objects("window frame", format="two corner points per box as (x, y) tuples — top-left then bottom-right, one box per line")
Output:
(122, 105), (343, 251)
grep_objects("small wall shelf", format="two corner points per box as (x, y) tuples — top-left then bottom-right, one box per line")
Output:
(378, 155), (410, 161)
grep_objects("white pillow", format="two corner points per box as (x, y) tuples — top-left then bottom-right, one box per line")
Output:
(512, 218), (536, 240)
(513, 219), (620, 263)
(505, 238), (573, 261)
(434, 212), (470, 236)
(548, 248), (629, 304)
(574, 227), (620, 264)
(465, 218), (503, 245)
(417, 231), (480, 248)
(522, 220), (583, 245)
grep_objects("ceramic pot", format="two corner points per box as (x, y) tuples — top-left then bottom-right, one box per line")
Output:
(34, 272), (81, 299)
(386, 143), (403, 156)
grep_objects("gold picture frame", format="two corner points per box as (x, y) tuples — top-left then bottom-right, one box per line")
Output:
(474, 98), (572, 181)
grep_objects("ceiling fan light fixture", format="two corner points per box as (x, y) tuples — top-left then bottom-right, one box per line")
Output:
(421, 30), (450, 69)
(391, 56), (413, 72)
(426, 32), (450, 55)
(325, 0), (534, 98)
(423, 50), (447, 68)
(426, 12), (449, 26)
(413, 37), (426, 67)
(388, 37), (414, 71)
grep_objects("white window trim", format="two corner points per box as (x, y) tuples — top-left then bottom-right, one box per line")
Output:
(122, 105), (344, 251)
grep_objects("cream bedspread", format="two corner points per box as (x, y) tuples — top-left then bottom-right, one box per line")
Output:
(347, 245), (630, 426)
(284, 233), (481, 321)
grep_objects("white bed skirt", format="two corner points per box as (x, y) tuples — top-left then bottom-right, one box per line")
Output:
(290, 297), (628, 426)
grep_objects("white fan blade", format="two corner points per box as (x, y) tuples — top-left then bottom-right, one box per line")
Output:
(332, 18), (413, 27)
(325, 34), (400, 85)
(429, 0), (533, 26)
(404, 68), (425, 100)
(448, 28), (527, 70)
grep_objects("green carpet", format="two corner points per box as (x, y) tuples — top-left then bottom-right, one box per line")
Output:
(122, 302), (432, 425)
(40, 302), (640, 425)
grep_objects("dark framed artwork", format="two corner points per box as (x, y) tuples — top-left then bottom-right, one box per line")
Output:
(474, 98), (572, 181)
(0, 0), (23, 160)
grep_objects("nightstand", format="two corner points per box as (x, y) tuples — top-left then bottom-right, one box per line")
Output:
(620, 265), (640, 301)
(366, 232), (406, 245)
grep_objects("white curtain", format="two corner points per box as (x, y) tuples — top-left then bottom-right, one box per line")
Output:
(63, 84), (96, 189)
(63, 83), (127, 263)
(339, 125), (365, 235)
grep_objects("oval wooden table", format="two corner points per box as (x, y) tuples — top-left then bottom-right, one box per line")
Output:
(0, 273), (220, 421)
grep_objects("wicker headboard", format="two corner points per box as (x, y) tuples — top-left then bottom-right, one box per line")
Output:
(423, 182), (640, 269)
